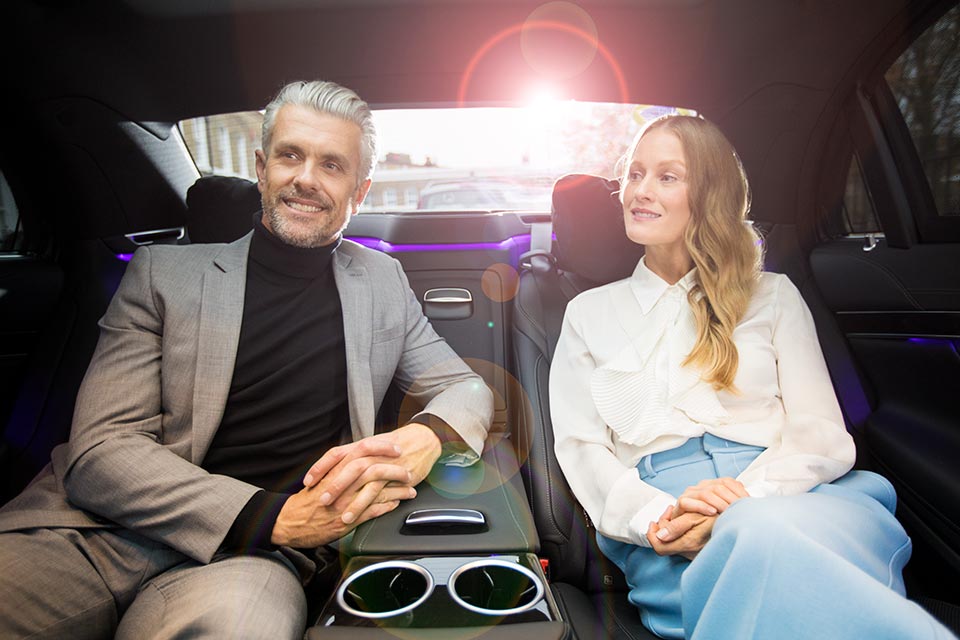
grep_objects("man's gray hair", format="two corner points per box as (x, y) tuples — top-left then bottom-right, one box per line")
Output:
(261, 80), (378, 182)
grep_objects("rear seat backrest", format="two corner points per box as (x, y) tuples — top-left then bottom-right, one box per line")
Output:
(0, 176), (261, 506)
(512, 174), (644, 587)
(760, 223), (876, 428)
(1, 242), (126, 504)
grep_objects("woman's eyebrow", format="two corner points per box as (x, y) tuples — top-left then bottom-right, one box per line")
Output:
(630, 159), (686, 170)
(652, 159), (686, 174)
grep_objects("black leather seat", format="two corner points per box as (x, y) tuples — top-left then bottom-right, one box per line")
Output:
(0, 244), (126, 505)
(512, 174), (656, 639)
(0, 176), (259, 506)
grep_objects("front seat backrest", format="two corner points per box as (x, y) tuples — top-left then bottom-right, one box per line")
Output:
(185, 175), (260, 244)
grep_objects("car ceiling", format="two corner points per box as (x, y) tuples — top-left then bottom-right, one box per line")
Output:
(0, 0), (945, 233)
(5, 0), (923, 119)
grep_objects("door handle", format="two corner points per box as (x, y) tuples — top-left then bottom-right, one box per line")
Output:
(423, 288), (473, 320)
(423, 288), (473, 303)
(401, 508), (487, 534)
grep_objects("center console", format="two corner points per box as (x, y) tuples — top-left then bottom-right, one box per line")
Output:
(306, 437), (568, 639)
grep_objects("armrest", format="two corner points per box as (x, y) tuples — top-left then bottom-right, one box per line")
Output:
(305, 621), (570, 640)
(307, 621), (568, 639)
(343, 437), (538, 556)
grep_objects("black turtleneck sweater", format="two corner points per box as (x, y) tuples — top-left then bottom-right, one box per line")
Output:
(206, 215), (348, 551)
(209, 215), (459, 553)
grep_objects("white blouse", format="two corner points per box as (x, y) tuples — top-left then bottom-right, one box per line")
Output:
(549, 257), (856, 547)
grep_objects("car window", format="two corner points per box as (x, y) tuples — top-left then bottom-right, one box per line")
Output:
(178, 102), (694, 213)
(179, 115), (260, 180)
(838, 152), (882, 236)
(884, 3), (960, 219)
(0, 171), (21, 252)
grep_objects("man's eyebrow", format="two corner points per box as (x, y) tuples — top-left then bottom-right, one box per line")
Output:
(271, 140), (303, 155)
(319, 151), (351, 168)
(271, 142), (352, 168)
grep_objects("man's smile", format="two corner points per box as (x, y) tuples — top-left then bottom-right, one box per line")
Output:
(283, 198), (327, 213)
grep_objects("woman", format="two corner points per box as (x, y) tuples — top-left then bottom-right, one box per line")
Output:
(549, 115), (955, 639)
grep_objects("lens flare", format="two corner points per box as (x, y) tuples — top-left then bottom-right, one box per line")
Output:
(481, 262), (520, 303)
(458, 20), (629, 106)
(521, 2), (599, 80)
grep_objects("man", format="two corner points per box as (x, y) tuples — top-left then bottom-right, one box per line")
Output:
(0, 80), (493, 638)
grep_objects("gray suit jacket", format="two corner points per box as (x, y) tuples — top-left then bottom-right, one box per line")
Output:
(0, 234), (493, 563)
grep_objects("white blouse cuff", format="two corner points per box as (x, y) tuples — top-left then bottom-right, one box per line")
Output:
(742, 479), (780, 499)
(628, 493), (677, 548)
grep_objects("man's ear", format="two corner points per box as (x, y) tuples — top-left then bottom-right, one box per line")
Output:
(351, 178), (373, 215)
(254, 149), (267, 193)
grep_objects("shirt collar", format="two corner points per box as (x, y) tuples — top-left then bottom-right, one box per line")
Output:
(629, 256), (697, 314)
(249, 211), (339, 279)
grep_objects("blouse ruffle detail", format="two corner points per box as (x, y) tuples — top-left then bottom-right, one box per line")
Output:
(589, 266), (730, 447)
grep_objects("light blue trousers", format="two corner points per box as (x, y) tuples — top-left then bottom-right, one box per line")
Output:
(597, 434), (956, 639)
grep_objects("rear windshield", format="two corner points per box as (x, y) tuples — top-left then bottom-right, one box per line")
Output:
(178, 102), (694, 213)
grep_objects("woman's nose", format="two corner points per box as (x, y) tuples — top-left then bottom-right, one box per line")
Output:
(634, 177), (654, 201)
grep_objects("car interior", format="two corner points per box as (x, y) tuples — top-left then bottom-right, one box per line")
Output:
(1, 0), (959, 637)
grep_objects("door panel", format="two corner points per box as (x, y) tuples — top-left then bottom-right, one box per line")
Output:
(811, 238), (960, 573)
(811, 240), (960, 312)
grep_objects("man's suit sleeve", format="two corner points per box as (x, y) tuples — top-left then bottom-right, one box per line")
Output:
(388, 260), (493, 458)
(62, 247), (261, 564)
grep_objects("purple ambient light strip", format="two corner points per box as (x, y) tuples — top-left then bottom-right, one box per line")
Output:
(345, 234), (537, 253)
(907, 337), (956, 346)
(115, 234), (546, 261)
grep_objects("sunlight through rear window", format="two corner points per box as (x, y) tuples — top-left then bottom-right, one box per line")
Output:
(178, 102), (695, 213)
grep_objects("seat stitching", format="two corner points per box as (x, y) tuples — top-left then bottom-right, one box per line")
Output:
(535, 353), (566, 539)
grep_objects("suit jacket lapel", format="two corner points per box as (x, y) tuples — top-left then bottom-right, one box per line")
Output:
(334, 246), (375, 441)
(191, 235), (250, 463)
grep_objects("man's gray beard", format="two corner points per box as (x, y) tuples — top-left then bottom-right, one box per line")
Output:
(262, 203), (345, 249)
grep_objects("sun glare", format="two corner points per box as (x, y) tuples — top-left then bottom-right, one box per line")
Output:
(524, 85), (565, 109)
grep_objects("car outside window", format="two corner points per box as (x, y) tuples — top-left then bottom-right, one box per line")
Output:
(180, 114), (260, 181)
(885, 3), (960, 219)
(839, 153), (882, 236)
(178, 102), (694, 213)
(0, 172), (21, 252)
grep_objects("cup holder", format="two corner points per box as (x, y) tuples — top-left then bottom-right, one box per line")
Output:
(448, 558), (545, 616)
(336, 560), (435, 619)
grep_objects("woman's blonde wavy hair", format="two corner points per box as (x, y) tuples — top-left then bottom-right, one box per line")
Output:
(619, 115), (763, 391)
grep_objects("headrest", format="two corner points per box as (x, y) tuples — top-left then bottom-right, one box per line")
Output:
(552, 174), (645, 285)
(185, 176), (260, 244)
